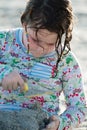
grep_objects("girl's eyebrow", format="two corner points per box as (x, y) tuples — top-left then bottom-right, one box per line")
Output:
(30, 34), (54, 44)
(39, 31), (51, 36)
(38, 29), (54, 36)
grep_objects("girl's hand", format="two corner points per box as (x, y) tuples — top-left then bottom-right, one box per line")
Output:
(43, 115), (60, 130)
(1, 70), (25, 91)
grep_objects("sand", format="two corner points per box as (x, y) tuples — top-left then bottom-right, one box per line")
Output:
(0, 103), (49, 130)
(0, 0), (87, 129)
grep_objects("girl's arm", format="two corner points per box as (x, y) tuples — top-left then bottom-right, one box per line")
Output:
(0, 64), (13, 84)
(0, 29), (24, 90)
(58, 52), (86, 130)
(0, 29), (13, 84)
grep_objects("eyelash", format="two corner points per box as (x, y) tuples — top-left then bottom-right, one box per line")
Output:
(48, 43), (54, 45)
(30, 35), (54, 45)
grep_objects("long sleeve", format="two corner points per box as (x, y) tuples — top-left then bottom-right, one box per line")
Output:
(0, 30), (14, 82)
(58, 52), (86, 130)
(0, 64), (13, 83)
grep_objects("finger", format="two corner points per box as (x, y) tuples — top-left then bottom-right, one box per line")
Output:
(46, 116), (60, 130)
(51, 115), (60, 124)
(7, 85), (13, 91)
(18, 77), (25, 92)
(5, 79), (13, 91)
(47, 121), (56, 129)
(2, 78), (9, 90)
(12, 82), (18, 90)
(52, 116), (60, 126)
(51, 115), (58, 121)
(22, 76), (28, 82)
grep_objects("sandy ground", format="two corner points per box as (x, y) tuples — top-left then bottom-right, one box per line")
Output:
(0, 0), (87, 129)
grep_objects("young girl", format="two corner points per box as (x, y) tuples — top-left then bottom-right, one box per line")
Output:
(0, 0), (86, 129)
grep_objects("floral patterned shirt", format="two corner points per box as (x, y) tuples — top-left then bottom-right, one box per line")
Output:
(0, 28), (86, 130)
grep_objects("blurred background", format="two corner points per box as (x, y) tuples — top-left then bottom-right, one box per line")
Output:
(0, 0), (87, 100)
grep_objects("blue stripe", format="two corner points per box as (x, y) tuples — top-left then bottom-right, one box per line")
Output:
(0, 104), (22, 111)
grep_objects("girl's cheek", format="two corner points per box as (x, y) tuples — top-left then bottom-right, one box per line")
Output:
(29, 36), (36, 47)
(29, 39), (43, 52)
(29, 42), (38, 51)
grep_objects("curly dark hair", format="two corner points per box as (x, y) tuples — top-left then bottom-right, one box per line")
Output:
(21, 0), (74, 77)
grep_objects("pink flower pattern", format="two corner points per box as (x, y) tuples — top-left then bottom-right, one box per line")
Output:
(0, 28), (86, 130)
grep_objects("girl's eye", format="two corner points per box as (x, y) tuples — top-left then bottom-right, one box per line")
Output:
(33, 39), (37, 42)
(48, 43), (54, 45)
(31, 36), (37, 42)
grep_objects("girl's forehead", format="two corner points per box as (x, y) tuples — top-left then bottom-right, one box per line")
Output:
(29, 28), (57, 43)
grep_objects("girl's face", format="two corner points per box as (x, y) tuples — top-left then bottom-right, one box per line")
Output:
(26, 28), (58, 57)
